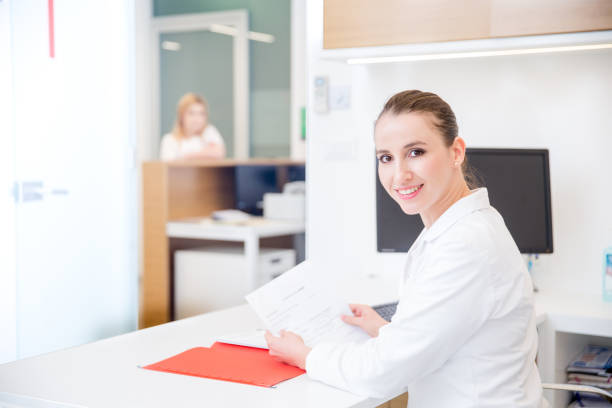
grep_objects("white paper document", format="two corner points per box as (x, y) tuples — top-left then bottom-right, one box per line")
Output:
(245, 261), (370, 348)
(216, 329), (268, 349)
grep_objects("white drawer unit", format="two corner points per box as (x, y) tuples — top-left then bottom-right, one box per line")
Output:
(174, 247), (296, 319)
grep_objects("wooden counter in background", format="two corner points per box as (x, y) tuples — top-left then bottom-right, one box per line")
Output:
(140, 159), (304, 329)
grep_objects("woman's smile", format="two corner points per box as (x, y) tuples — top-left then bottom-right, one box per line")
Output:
(394, 184), (424, 200)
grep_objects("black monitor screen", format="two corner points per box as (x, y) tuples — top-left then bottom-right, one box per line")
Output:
(287, 165), (306, 182)
(376, 148), (553, 254)
(234, 164), (306, 215)
(235, 165), (280, 215)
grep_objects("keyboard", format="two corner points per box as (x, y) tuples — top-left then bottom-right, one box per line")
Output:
(373, 301), (398, 322)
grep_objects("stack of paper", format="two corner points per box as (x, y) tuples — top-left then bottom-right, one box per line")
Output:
(244, 261), (370, 347)
(566, 345), (612, 405)
(567, 345), (612, 379)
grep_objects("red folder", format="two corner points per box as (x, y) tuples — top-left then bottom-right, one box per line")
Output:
(142, 342), (305, 388)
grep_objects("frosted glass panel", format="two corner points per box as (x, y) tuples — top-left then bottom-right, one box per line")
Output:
(0, 0), (17, 364)
(11, 0), (137, 359)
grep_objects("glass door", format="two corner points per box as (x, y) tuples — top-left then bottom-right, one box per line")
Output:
(9, 0), (138, 360)
(160, 30), (235, 157)
(152, 10), (249, 159)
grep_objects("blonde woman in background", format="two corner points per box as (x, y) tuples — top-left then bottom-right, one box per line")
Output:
(160, 93), (226, 160)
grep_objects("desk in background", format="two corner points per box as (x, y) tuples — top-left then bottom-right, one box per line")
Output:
(141, 159), (304, 329)
(167, 217), (304, 293)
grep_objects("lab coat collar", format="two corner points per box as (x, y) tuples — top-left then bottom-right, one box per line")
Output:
(422, 188), (491, 242)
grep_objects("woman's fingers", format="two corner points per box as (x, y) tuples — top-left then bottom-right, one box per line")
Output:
(351, 303), (375, 317)
(264, 330), (275, 346)
(349, 304), (362, 316)
(342, 314), (361, 327)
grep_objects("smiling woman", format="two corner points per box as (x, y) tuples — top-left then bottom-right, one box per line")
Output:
(374, 90), (476, 227)
(265, 90), (545, 408)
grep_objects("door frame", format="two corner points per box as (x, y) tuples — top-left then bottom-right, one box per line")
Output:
(150, 10), (250, 159)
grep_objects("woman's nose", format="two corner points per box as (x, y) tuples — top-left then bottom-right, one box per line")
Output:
(393, 161), (412, 182)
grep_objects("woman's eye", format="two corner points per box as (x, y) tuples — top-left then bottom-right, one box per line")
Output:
(409, 149), (424, 157)
(378, 154), (392, 163)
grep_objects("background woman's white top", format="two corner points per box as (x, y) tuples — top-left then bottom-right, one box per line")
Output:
(306, 188), (543, 407)
(159, 124), (224, 161)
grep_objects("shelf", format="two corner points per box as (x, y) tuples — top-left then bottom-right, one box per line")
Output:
(163, 158), (304, 168)
(319, 31), (612, 64)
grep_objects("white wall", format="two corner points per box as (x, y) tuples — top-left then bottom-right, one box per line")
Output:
(290, 0), (307, 160)
(306, 0), (612, 297)
(135, 0), (154, 162)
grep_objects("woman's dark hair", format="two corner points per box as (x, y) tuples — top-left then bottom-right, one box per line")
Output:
(377, 90), (481, 189)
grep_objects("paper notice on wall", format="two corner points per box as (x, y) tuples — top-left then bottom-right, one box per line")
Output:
(245, 261), (370, 347)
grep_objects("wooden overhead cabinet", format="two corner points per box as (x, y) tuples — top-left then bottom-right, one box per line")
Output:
(323, 0), (612, 49)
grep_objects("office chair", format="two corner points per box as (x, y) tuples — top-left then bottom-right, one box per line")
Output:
(543, 382), (612, 405)
(378, 384), (612, 408)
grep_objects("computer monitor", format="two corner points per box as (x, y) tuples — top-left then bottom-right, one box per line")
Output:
(235, 165), (280, 215)
(376, 148), (553, 254)
(286, 165), (306, 182)
(234, 164), (305, 215)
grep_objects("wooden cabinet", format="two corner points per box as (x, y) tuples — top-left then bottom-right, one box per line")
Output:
(323, 0), (612, 49)
(376, 392), (409, 408)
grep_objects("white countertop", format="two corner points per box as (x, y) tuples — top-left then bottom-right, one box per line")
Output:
(0, 305), (386, 408)
(1, 275), (611, 408)
(533, 288), (612, 337)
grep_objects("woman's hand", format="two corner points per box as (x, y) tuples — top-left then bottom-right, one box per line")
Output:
(342, 304), (389, 337)
(264, 330), (312, 370)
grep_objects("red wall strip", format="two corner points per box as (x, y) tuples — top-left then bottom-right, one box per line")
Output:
(48, 0), (54, 58)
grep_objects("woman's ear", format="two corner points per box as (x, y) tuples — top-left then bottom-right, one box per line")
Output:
(451, 137), (466, 167)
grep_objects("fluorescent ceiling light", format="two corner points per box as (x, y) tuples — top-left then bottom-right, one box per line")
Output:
(209, 24), (238, 36)
(161, 41), (181, 51)
(209, 24), (275, 43)
(247, 31), (275, 44)
(347, 43), (612, 64)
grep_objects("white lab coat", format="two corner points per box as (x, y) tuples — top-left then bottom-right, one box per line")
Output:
(306, 188), (543, 407)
